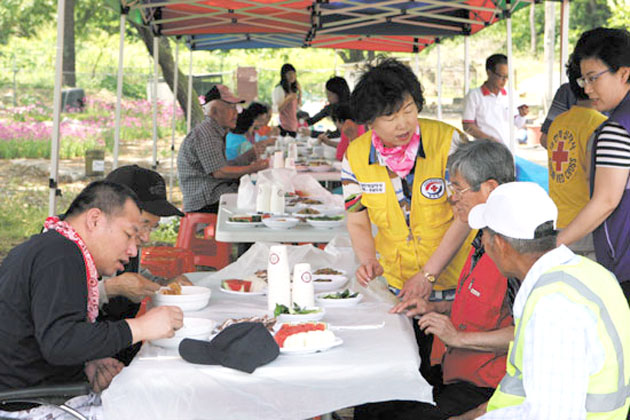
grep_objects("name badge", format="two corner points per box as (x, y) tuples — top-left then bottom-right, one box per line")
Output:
(360, 182), (386, 194)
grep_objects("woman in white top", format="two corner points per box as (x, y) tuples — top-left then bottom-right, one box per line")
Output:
(272, 63), (301, 137)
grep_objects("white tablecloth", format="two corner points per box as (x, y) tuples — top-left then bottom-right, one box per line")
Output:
(102, 245), (432, 420)
(216, 193), (349, 243)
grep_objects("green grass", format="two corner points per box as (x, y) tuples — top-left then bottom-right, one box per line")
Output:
(0, 182), (81, 259)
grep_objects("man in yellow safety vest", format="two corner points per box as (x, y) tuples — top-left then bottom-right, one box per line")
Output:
(467, 181), (630, 419)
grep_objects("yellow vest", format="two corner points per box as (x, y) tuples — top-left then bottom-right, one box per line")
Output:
(487, 256), (630, 419)
(345, 118), (476, 290)
(547, 107), (607, 228)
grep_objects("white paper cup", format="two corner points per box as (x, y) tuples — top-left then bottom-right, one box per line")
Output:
(267, 245), (291, 311)
(292, 263), (314, 308)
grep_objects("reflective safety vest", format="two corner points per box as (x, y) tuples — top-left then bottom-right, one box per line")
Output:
(487, 256), (630, 418)
(345, 118), (476, 290)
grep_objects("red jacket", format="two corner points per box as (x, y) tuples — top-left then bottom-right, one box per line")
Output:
(435, 243), (513, 388)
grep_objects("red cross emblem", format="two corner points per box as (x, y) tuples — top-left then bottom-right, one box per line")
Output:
(552, 141), (569, 172)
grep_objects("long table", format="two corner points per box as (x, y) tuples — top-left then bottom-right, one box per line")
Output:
(101, 272), (433, 420)
(216, 193), (348, 243)
(252, 170), (341, 182)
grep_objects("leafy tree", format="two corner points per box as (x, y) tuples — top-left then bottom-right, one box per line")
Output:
(607, 0), (630, 27)
(0, 0), (55, 44)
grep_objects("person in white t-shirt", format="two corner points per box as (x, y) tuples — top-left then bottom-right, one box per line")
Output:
(462, 54), (529, 146)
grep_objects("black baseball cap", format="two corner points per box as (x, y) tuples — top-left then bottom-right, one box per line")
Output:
(202, 84), (245, 106)
(178, 322), (279, 373)
(105, 165), (184, 217)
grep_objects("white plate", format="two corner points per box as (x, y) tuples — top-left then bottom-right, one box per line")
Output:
(150, 318), (216, 349)
(226, 220), (263, 228)
(219, 286), (267, 296)
(276, 308), (325, 323)
(312, 268), (347, 276)
(262, 216), (300, 229)
(312, 267), (347, 278)
(306, 218), (345, 229)
(280, 337), (343, 355)
(312, 276), (348, 292)
(308, 164), (332, 172)
(152, 286), (212, 312)
(316, 292), (363, 307)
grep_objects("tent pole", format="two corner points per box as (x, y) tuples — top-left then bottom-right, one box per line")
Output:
(113, 12), (126, 170)
(49, 0), (65, 217)
(414, 51), (419, 78)
(507, 9), (516, 154)
(152, 35), (159, 170)
(560, 0), (570, 84)
(187, 48), (193, 133)
(464, 36), (470, 96)
(170, 39), (179, 200)
(436, 39), (442, 120)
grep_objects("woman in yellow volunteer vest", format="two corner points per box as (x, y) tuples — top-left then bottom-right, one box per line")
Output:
(341, 58), (475, 301)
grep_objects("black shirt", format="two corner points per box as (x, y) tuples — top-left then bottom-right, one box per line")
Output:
(0, 230), (132, 391)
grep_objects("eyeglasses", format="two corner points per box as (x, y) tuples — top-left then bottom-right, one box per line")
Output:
(492, 70), (508, 81)
(139, 221), (159, 235)
(446, 182), (477, 198)
(221, 100), (243, 113)
(576, 69), (612, 88)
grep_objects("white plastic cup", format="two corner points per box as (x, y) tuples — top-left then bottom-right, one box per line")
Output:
(288, 143), (298, 161)
(269, 184), (285, 215)
(273, 151), (285, 169)
(267, 245), (291, 311)
(292, 263), (314, 308)
(256, 183), (272, 213)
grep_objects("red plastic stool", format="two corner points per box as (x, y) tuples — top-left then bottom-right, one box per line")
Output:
(141, 246), (195, 278)
(175, 213), (231, 270)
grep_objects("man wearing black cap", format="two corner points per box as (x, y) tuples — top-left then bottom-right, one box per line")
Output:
(177, 84), (269, 214)
(100, 165), (189, 310)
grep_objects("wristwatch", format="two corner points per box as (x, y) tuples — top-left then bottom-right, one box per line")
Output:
(424, 272), (437, 283)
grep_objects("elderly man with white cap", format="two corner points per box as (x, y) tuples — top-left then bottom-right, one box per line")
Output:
(465, 182), (630, 419)
(177, 84), (269, 214)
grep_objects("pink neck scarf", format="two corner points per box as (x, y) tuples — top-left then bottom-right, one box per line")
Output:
(372, 127), (420, 178)
(43, 216), (99, 323)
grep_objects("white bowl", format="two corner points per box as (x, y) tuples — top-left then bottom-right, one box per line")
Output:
(150, 317), (216, 349)
(262, 216), (300, 230)
(315, 291), (363, 307)
(312, 275), (348, 292)
(306, 218), (346, 229)
(276, 307), (326, 323)
(152, 286), (212, 312)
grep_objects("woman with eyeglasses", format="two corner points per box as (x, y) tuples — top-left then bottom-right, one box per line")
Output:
(557, 27), (630, 302)
(272, 63), (301, 137)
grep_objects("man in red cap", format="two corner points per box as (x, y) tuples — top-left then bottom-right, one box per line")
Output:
(177, 84), (268, 214)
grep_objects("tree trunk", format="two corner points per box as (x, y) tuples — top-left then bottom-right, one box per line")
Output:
(529, 2), (536, 55)
(62, 0), (76, 87)
(132, 23), (204, 129)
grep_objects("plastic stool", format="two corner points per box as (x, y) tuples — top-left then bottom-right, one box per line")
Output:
(141, 246), (195, 278)
(176, 213), (231, 270)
